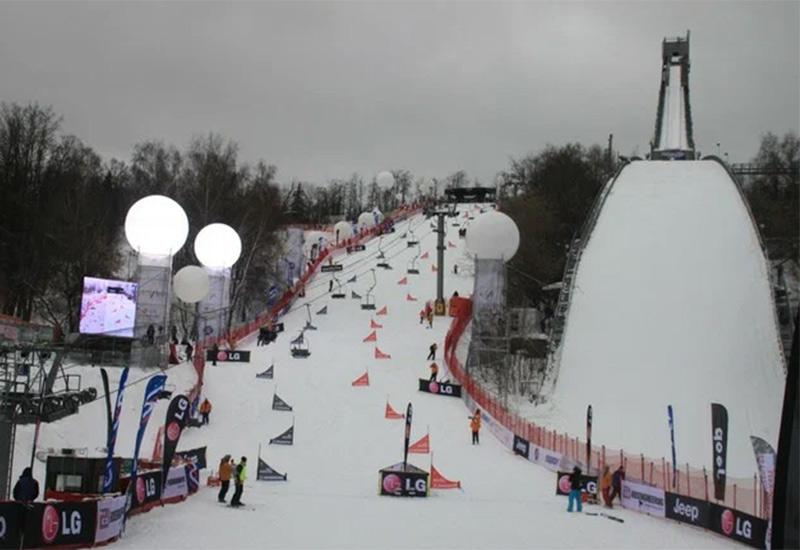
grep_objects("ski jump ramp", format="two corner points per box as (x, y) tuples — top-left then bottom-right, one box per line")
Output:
(543, 159), (785, 477)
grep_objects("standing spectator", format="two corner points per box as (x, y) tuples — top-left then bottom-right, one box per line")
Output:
(199, 398), (212, 425)
(419, 309), (425, 325)
(470, 409), (481, 444)
(427, 342), (438, 361)
(600, 465), (612, 507)
(211, 342), (219, 366)
(426, 310), (434, 329)
(218, 455), (232, 503)
(230, 457), (248, 507)
(609, 466), (625, 506)
(429, 362), (439, 382)
(146, 324), (155, 346)
(567, 466), (583, 513)
(13, 468), (39, 503)
(185, 341), (194, 362)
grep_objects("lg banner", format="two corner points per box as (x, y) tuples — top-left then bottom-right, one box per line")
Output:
(205, 349), (251, 363)
(95, 496), (126, 543)
(621, 479), (666, 518)
(417, 379), (462, 398)
(711, 403), (729, 501)
(24, 501), (97, 547)
(555, 471), (597, 497)
(161, 394), (191, 487)
(708, 503), (768, 549)
(131, 470), (162, 509)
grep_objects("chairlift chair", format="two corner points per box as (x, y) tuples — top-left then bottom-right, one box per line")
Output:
(304, 304), (317, 330)
(376, 236), (386, 260)
(331, 275), (346, 299)
(407, 244), (421, 275)
(290, 331), (311, 358)
(361, 269), (377, 310)
(407, 230), (419, 247)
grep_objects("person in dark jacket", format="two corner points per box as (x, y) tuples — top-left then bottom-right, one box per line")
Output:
(185, 341), (193, 362)
(13, 468), (39, 503)
(427, 342), (437, 361)
(567, 466), (583, 512)
(609, 466), (625, 505)
(211, 342), (219, 366)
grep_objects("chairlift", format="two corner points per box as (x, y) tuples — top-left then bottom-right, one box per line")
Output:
(290, 331), (311, 358)
(304, 304), (317, 331)
(377, 236), (386, 260)
(407, 229), (419, 247)
(407, 244), (421, 275)
(376, 241), (391, 269)
(361, 269), (377, 310)
(331, 275), (346, 299)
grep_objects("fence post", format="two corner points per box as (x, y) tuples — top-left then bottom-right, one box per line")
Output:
(733, 483), (737, 510)
(662, 457), (667, 488)
(753, 474), (757, 517)
(640, 454), (644, 482)
(703, 467), (709, 501)
(602, 445), (606, 468)
(649, 461), (654, 485)
(686, 463), (691, 497)
(619, 449), (623, 468)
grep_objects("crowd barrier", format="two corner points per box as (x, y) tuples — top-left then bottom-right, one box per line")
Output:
(443, 299), (770, 548)
(0, 464), (199, 549)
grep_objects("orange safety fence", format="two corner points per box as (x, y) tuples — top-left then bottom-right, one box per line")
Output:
(443, 298), (766, 519)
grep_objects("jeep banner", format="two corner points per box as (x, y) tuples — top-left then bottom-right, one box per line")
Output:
(23, 501), (97, 548)
(708, 503), (768, 549)
(665, 492), (709, 528)
(205, 349), (251, 363)
(417, 379), (462, 398)
(711, 403), (729, 501)
(513, 435), (530, 458)
(95, 495), (127, 543)
(555, 471), (598, 497)
(621, 479), (666, 517)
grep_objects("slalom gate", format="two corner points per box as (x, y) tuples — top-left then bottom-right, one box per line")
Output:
(443, 299), (771, 549)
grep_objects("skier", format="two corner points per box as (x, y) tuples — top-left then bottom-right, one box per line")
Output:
(429, 362), (438, 382)
(419, 309), (425, 325)
(599, 465), (612, 507)
(12, 467), (39, 503)
(453, 264), (459, 275)
(217, 455), (232, 503)
(609, 466), (625, 506)
(427, 342), (437, 360)
(470, 409), (481, 444)
(567, 466), (583, 513)
(199, 398), (212, 425)
(230, 456), (248, 507)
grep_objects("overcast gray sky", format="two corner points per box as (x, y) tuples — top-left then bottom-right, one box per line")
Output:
(0, 1), (797, 184)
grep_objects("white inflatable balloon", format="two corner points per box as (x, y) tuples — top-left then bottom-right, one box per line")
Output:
(372, 208), (384, 224)
(466, 211), (520, 261)
(194, 223), (242, 269)
(125, 195), (189, 257)
(333, 220), (353, 241)
(173, 265), (210, 303)
(358, 211), (375, 228)
(376, 171), (395, 190)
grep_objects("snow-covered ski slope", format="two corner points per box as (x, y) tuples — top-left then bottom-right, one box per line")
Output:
(536, 160), (785, 478)
(102, 207), (724, 549)
(658, 64), (689, 151)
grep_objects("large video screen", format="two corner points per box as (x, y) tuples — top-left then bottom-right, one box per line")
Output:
(79, 277), (138, 338)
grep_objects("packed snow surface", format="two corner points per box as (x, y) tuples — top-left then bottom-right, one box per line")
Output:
(535, 161), (785, 478)
(658, 63), (689, 151)
(17, 207), (728, 548)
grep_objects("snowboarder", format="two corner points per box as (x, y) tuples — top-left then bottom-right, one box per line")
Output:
(600, 465), (612, 507)
(12, 467), (39, 503)
(218, 455), (232, 503)
(453, 264), (459, 275)
(199, 398), (212, 425)
(429, 362), (439, 382)
(609, 466), (625, 506)
(470, 409), (481, 444)
(567, 466), (583, 513)
(230, 456), (247, 507)
(427, 342), (437, 360)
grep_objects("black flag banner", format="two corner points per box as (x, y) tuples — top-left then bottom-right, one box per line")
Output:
(162, 394), (191, 486)
(403, 403), (413, 469)
(346, 274), (357, 283)
(101, 368), (112, 443)
(586, 405), (593, 472)
(257, 458), (288, 481)
(351, 291), (362, 299)
(316, 306), (328, 315)
(272, 392), (293, 412)
(269, 424), (294, 445)
(711, 403), (728, 501)
(175, 446), (207, 469)
(256, 365), (274, 379)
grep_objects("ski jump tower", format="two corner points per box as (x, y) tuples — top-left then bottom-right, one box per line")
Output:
(651, 32), (696, 160)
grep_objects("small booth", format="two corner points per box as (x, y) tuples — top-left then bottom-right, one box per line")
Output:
(379, 463), (429, 497)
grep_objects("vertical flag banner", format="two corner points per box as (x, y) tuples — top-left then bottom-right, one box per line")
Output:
(586, 405), (592, 472)
(102, 367), (129, 493)
(130, 375), (167, 487)
(711, 403), (728, 501)
(750, 436), (777, 520)
(101, 368), (112, 442)
(403, 403), (413, 469)
(668, 405), (677, 487)
(161, 394), (191, 486)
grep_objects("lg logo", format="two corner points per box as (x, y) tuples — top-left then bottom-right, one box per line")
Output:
(0, 515), (6, 539)
(217, 351), (243, 361)
(406, 478), (427, 492)
(41, 506), (83, 544)
(721, 509), (752, 539)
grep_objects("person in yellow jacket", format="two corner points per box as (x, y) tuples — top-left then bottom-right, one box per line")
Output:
(230, 456), (247, 507)
(470, 409), (481, 444)
(599, 465), (612, 507)
(217, 455), (232, 503)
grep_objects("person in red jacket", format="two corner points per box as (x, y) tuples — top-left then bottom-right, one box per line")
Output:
(470, 409), (481, 444)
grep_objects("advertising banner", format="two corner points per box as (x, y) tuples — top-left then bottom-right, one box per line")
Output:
(708, 503), (768, 549)
(417, 379), (462, 398)
(95, 495), (127, 543)
(513, 435), (530, 458)
(205, 349), (251, 363)
(175, 446), (207, 470)
(269, 425), (294, 445)
(665, 492), (709, 529)
(528, 444), (564, 472)
(711, 403), (729, 501)
(185, 463), (200, 493)
(103, 366), (129, 493)
(621, 479), (666, 517)
(162, 466), (188, 501)
(161, 394), (191, 486)
(24, 501), (97, 548)
(380, 466), (429, 498)
(556, 471), (597, 496)
(130, 374), (166, 489)
(272, 393), (293, 412)
(320, 264), (343, 272)
(346, 245), (366, 253)
(257, 458), (288, 481)
(131, 470), (162, 509)
(668, 405), (677, 488)
(0, 502), (22, 548)
(750, 436), (776, 520)
(403, 403), (413, 468)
